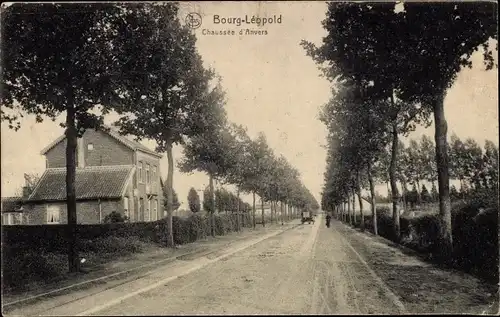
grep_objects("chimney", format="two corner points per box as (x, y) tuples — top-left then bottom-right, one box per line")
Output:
(77, 137), (85, 168)
(22, 173), (31, 199)
(22, 186), (31, 199)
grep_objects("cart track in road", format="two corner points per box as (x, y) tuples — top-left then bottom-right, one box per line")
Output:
(310, 218), (356, 315)
(93, 220), (318, 316)
(81, 223), (303, 316)
(331, 223), (407, 314)
(309, 219), (407, 315)
(269, 220), (320, 313)
(341, 261), (362, 312)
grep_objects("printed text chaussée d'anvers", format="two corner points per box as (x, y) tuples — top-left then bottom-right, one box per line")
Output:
(202, 29), (268, 36)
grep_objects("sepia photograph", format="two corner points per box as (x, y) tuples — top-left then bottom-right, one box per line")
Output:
(1, 1), (498, 315)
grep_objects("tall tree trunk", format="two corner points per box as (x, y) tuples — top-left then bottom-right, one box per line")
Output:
(351, 190), (356, 226)
(261, 196), (265, 227)
(276, 201), (279, 223)
(272, 201), (276, 224)
(367, 162), (378, 235)
(341, 202), (344, 222)
(66, 107), (79, 273)
(252, 191), (256, 229)
(390, 121), (401, 242)
(344, 200), (347, 223)
(433, 94), (453, 262)
(236, 187), (240, 232)
(165, 139), (176, 245)
(347, 196), (352, 225)
(416, 179), (422, 205)
(277, 201), (280, 222)
(209, 173), (215, 237)
(344, 202), (347, 222)
(280, 201), (284, 225)
(285, 201), (289, 221)
(270, 198), (274, 223)
(356, 171), (364, 231)
(401, 179), (408, 214)
(284, 202), (287, 221)
(344, 201), (347, 222)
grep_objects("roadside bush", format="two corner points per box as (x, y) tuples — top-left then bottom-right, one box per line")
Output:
(464, 187), (498, 210)
(79, 236), (144, 254)
(451, 203), (498, 281)
(103, 211), (128, 223)
(213, 215), (225, 235)
(2, 247), (65, 292)
(189, 213), (207, 240)
(402, 214), (440, 253)
(350, 201), (498, 283)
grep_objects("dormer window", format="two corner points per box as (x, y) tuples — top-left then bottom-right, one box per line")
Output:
(87, 143), (94, 151)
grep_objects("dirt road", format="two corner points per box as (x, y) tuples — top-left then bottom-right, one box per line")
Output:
(91, 215), (498, 315)
(4, 215), (497, 315)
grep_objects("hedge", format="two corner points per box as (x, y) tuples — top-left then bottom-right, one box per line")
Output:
(2, 213), (254, 255)
(2, 212), (289, 292)
(343, 203), (498, 282)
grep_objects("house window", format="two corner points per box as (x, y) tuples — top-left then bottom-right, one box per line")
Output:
(23, 213), (29, 225)
(138, 161), (143, 183)
(146, 163), (150, 184)
(87, 143), (94, 151)
(124, 197), (129, 219)
(2, 213), (13, 225)
(153, 166), (157, 185)
(147, 199), (151, 221)
(153, 199), (158, 221)
(46, 205), (60, 224)
(139, 198), (144, 221)
(14, 213), (23, 225)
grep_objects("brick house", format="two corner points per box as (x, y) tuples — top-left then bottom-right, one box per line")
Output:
(23, 127), (164, 224)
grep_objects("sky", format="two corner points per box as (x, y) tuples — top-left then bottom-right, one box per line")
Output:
(1, 2), (498, 209)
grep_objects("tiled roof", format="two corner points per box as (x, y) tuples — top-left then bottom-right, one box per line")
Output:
(105, 128), (162, 158)
(1, 197), (23, 213)
(40, 126), (162, 158)
(27, 165), (134, 202)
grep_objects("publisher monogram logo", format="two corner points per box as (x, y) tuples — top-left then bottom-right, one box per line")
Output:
(185, 12), (202, 29)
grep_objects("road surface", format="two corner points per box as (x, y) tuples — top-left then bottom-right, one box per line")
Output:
(4, 215), (497, 315)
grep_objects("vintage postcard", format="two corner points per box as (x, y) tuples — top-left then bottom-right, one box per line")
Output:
(1, 1), (498, 315)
